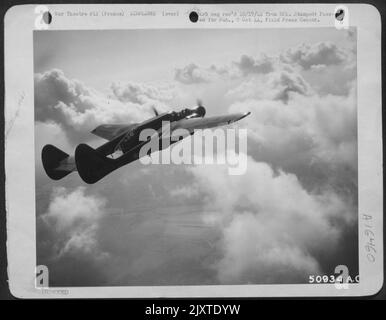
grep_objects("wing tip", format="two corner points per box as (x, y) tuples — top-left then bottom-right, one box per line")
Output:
(238, 111), (251, 121)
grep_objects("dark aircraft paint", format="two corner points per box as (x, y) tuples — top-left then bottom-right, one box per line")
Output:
(41, 106), (250, 184)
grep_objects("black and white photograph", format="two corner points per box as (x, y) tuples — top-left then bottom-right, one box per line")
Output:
(3, 3), (383, 298)
(34, 26), (359, 287)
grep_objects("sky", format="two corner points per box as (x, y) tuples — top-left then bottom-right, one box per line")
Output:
(34, 27), (358, 286)
(34, 28), (354, 93)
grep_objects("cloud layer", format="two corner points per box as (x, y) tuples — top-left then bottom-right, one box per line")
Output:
(35, 32), (358, 285)
(280, 42), (348, 70)
(188, 157), (354, 283)
(41, 186), (107, 257)
(35, 69), (175, 144)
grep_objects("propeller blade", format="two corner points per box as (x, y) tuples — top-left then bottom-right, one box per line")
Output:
(151, 106), (159, 116)
(195, 99), (205, 117)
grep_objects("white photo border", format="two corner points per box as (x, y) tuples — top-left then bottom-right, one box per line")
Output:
(4, 3), (383, 298)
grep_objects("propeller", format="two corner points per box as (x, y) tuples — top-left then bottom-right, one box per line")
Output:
(151, 106), (159, 116)
(195, 99), (206, 117)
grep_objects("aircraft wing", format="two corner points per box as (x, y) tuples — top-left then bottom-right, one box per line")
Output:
(91, 124), (137, 141)
(175, 112), (250, 133)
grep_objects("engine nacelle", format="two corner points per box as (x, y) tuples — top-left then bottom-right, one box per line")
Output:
(183, 106), (206, 119)
(192, 105), (206, 117)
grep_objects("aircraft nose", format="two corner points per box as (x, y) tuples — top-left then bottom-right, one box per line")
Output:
(196, 106), (206, 117)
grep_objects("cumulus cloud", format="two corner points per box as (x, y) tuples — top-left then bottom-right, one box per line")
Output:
(303, 63), (356, 96)
(170, 40), (358, 283)
(41, 186), (107, 257)
(35, 36), (358, 285)
(229, 85), (357, 178)
(35, 69), (174, 143)
(175, 55), (274, 85)
(235, 54), (274, 75)
(174, 41), (354, 99)
(36, 186), (110, 286)
(227, 65), (311, 103)
(216, 41), (357, 195)
(218, 213), (321, 283)
(110, 81), (176, 105)
(174, 63), (216, 84)
(280, 42), (348, 70)
(189, 157), (354, 283)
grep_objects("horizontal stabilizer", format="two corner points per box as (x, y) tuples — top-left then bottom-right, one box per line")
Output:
(75, 144), (118, 184)
(41, 144), (74, 180)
